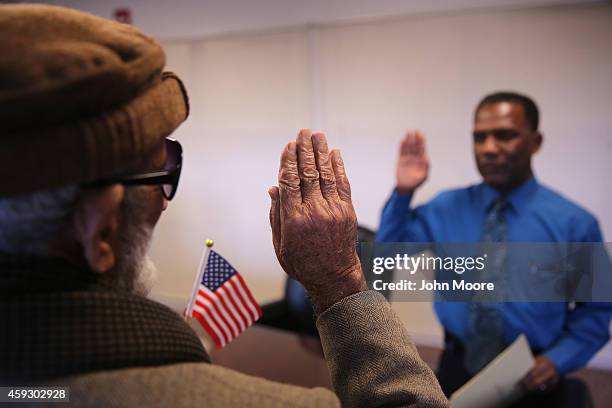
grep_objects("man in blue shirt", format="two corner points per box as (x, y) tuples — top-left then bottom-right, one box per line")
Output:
(377, 91), (611, 405)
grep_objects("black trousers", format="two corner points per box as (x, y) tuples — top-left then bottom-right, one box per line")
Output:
(437, 332), (594, 408)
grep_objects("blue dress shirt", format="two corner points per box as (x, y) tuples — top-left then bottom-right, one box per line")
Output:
(377, 176), (611, 374)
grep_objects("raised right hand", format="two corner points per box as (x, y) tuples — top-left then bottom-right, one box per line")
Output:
(396, 129), (429, 195)
(268, 129), (367, 312)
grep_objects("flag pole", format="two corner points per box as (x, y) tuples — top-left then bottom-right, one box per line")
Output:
(185, 239), (214, 319)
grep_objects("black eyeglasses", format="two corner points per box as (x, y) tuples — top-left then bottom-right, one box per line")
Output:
(88, 138), (183, 200)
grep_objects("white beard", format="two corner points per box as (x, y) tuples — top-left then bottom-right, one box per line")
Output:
(110, 187), (159, 296)
(132, 255), (158, 296)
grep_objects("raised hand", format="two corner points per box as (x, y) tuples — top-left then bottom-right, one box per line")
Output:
(396, 129), (429, 195)
(269, 129), (367, 312)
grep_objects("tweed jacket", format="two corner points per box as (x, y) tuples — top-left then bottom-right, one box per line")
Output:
(0, 255), (448, 407)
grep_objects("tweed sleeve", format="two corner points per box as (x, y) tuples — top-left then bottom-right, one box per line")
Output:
(316, 290), (449, 408)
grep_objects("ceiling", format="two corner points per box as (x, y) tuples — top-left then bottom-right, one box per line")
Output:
(29, 0), (599, 40)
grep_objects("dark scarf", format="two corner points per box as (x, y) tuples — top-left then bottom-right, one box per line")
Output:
(0, 254), (210, 383)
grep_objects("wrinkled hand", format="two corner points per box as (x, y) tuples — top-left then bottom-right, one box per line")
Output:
(396, 129), (429, 195)
(269, 129), (367, 312)
(519, 356), (560, 393)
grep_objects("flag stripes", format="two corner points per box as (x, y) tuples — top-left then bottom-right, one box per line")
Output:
(188, 250), (262, 348)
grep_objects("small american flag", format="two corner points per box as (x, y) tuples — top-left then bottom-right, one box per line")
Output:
(189, 250), (262, 348)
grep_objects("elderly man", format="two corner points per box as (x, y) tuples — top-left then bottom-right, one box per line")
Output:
(0, 5), (447, 407)
(377, 92), (610, 407)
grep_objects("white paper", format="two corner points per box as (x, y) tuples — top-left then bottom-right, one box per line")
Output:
(450, 334), (534, 408)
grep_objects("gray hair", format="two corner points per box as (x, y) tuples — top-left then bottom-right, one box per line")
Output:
(0, 185), (158, 295)
(0, 186), (79, 255)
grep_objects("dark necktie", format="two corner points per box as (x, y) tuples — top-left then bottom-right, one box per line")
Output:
(464, 197), (508, 374)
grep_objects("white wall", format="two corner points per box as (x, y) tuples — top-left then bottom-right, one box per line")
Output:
(33, 1), (612, 368)
(312, 6), (612, 235)
(150, 31), (312, 304)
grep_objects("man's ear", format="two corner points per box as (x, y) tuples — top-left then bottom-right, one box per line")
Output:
(531, 131), (543, 154)
(73, 184), (125, 274)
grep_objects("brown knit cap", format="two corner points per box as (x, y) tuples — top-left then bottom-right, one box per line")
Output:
(0, 4), (189, 197)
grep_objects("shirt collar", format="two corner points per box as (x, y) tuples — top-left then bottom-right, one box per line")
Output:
(476, 175), (539, 214)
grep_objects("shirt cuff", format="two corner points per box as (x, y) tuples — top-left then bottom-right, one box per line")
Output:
(543, 336), (591, 375)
